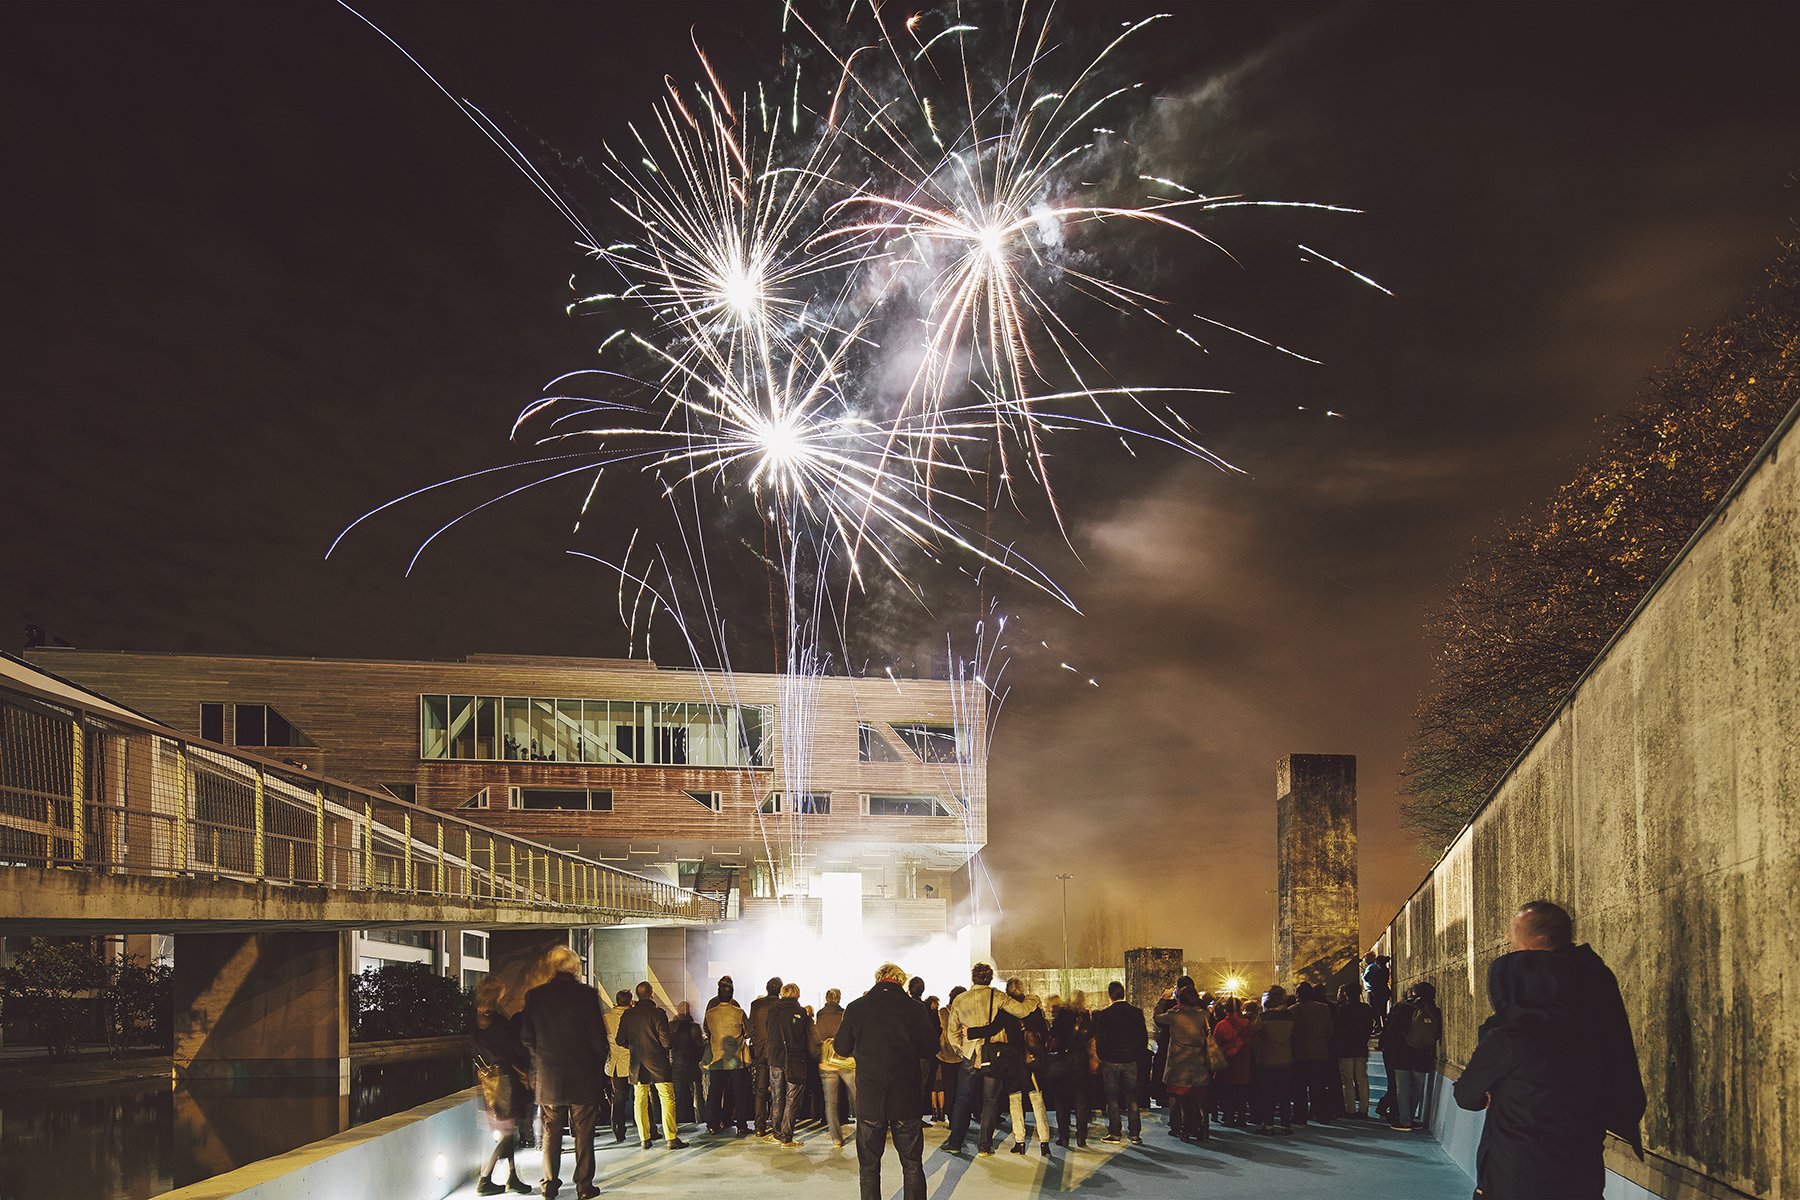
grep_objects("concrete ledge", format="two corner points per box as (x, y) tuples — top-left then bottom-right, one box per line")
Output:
(151, 1087), (484, 1200)
(351, 1035), (471, 1065)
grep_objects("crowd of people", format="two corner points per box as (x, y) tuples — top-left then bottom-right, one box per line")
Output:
(468, 899), (1643, 1200)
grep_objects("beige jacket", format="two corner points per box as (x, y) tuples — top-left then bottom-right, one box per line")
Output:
(602, 1003), (633, 1077)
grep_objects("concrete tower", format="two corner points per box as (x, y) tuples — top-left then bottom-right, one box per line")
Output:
(1275, 754), (1359, 991)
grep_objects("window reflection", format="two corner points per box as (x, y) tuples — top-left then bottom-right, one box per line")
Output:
(421, 695), (770, 767)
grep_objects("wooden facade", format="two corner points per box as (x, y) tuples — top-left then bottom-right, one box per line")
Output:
(29, 650), (989, 899)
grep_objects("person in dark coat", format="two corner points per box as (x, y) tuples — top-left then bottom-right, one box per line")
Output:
(668, 1001), (705, 1126)
(518, 947), (609, 1200)
(1332, 983), (1375, 1118)
(473, 981), (533, 1196)
(1090, 981), (1147, 1143)
(1043, 993), (1092, 1147)
(1379, 981), (1441, 1131)
(764, 982), (815, 1146)
(615, 981), (686, 1150)
(1363, 952), (1392, 1031)
(1456, 949), (1608, 1199)
(834, 963), (942, 1200)
(1291, 982), (1336, 1124)
(1152, 984), (1213, 1144)
(747, 977), (782, 1137)
(1509, 900), (1647, 1160)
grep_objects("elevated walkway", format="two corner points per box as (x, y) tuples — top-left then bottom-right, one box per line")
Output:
(0, 670), (719, 931)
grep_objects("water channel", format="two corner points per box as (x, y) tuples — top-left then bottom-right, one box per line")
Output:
(0, 1054), (473, 1200)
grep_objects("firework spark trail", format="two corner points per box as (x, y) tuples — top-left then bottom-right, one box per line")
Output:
(336, 2), (1377, 906)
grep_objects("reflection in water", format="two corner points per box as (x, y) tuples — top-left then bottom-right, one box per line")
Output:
(0, 1055), (473, 1200)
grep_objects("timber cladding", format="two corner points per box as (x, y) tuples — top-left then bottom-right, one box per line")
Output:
(28, 650), (988, 866)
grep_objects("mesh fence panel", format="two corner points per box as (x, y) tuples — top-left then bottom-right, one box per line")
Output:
(0, 682), (723, 924)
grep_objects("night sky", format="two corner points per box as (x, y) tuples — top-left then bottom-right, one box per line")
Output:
(5, 3), (1797, 961)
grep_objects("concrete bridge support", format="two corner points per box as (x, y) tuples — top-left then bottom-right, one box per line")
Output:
(174, 930), (352, 1092)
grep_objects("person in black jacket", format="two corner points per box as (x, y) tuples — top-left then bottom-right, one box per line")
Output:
(1363, 952), (1392, 1032)
(1509, 900), (1647, 1161)
(747, 977), (782, 1137)
(472, 981), (533, 1196)
(1379, 982), (1441, 1131)
(1331, 984), (1375, 1118)
(764, 982), (815, 1147)
(1090, 981), (1146, 1144)
(518, 947), (609, 1200)
(668, 1001), (705, 1127)
(834, 963), (942, 1200)
(616, 981), (687, 1150)
(1456, 948), (1607, 1199)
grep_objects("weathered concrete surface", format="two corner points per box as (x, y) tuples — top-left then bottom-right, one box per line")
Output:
(1277, 754), (1360, 992)
(0, 867), (703, 934)
(1124, 947), (1185, 1013)
(1378, 405), (1800, 1198)
(174, 930), (350, 1086)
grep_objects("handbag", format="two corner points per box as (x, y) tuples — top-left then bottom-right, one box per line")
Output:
(1206, 1034), (1229, 1075)
(476, 1061), (518, 1122)
(820, 1036), (856, 1073)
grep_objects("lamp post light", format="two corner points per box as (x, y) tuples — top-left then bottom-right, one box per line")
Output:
(1056, 872), (1075, 999)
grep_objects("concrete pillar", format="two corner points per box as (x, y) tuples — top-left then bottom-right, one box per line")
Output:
(588, 927), (649, 1007)
(173, 931), (351, 1092)
(1124, 947), (1184, 1014)
(1275, 753), (1359, 991)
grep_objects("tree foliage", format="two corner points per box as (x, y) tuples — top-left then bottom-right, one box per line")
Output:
(350, 962), (471, 1041)
(1402, 237), (1799, 846)
(1, 939), (104, 1057)
(0, 941), (173, 1057)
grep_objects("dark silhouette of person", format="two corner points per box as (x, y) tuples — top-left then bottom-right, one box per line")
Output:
(834, 963), (942, 1200)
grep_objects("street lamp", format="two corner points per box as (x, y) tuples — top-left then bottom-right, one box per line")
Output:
(1056, 873), (1075, 999)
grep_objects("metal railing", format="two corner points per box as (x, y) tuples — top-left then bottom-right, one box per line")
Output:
(0, 678), (722, 925)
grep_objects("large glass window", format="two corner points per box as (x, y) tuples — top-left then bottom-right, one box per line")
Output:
(893, 723), (966, 764)
(529, 699), (556, 761)
(555, 700), (581, 763)
(502, 698), (530, 760)
(865, 794), (952, 817)
(514, 786), (613, 811)
(420, 695), (769, 766)
(760, 792), (830, 814)
(236, 704), (266, 747)
(656, 703), (689, 765)
(421, 696), (449, 760)
(448, 696), (476, 759)
(858, 723), (904, 762)
(200, 703), (225, 744)
(475, 698), (498, 760)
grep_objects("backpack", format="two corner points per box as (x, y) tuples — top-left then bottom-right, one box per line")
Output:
(1404, 1005), (1441, 1051)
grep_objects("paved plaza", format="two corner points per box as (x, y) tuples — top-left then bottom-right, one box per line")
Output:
(446, 1111), (1471, 1200)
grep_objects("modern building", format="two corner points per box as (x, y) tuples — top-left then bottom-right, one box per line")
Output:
(28, 649), (991, 985)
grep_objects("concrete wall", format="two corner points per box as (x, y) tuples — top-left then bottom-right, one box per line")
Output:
(1377, 405), (1800, 1199)
(154, 1089), (483, 1200)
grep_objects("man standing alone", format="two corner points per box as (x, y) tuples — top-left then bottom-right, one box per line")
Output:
(1090, 981), (1146, 1145)
(834, 964), (942, 1200)
(519, 947), (608, 1200)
